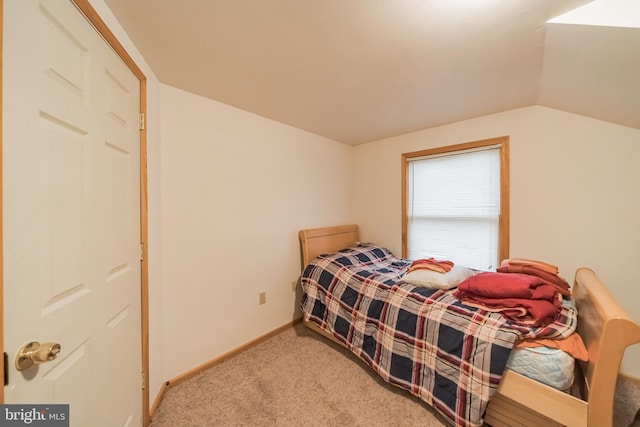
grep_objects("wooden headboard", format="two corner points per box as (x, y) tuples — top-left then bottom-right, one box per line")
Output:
(298, 224), (640, 427)
(298, 224), (359, 268)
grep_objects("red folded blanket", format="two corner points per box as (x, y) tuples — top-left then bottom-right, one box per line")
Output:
(406, 257), (453, 274)
(453, 272), (562, 327)
(455, 272), (556, 300)
(497, 264), (570, 296)
(459, 295), (561, 327)
(501, 258), (558, 275)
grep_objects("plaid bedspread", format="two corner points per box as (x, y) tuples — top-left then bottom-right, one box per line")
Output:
(301, 243), (577, 427)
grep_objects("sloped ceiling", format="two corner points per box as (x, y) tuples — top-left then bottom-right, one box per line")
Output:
(103, 0), (639, 145)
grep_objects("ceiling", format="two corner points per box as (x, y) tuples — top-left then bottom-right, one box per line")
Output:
(103, 0), (640, 145)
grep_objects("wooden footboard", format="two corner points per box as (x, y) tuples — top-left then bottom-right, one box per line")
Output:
(298, 225), (640, 427)
(485, 267), (640, 427)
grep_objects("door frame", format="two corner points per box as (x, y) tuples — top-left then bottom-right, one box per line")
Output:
(0, 0), (151, 425)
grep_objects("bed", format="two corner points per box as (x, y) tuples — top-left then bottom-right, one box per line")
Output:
(298, 224), (640, 427)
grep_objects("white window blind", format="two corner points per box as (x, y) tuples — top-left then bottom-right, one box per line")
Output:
(406, 146), (500, 270)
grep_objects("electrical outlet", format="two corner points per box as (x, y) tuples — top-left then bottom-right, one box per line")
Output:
(291, 280), (297, 292)
(259, 291), (267, 305)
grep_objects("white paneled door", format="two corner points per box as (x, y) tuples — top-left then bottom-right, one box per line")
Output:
(3, 0), (143, 425)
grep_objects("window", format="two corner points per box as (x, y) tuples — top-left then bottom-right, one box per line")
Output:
(401, 136), (509, 270)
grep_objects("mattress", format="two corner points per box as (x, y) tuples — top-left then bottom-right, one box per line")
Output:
(506, 346), (575, 390)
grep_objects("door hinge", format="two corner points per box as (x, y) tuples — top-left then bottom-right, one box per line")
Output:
(140, 242), (145, 262)
(139, 113), (145, 131)
(141, 372), (146, 390)
(4, 352), (8, 386)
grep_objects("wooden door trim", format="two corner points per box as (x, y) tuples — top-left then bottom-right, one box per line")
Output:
(0, 0), (4, 404)
(70, 1), (151, 425)
(0, 1), (151, 425)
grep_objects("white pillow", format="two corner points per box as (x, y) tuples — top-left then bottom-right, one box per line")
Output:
(402, 264), (476, 290)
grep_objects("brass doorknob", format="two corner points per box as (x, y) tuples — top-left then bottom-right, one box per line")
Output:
(15, 341), (61, 371)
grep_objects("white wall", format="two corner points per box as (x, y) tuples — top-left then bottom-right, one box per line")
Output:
(87, 0), (166, 406)
(352, 105), (640, 377)
(160, 84), (352, 380)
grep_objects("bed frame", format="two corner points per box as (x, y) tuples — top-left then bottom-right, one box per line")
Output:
(298, 224), (640, 427)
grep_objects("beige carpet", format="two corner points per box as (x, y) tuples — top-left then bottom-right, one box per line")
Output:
(150, 323), (449, 426)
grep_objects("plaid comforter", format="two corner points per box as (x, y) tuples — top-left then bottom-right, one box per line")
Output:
(301, 243), (577, 427)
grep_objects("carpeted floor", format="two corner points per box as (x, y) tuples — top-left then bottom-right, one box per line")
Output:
(150, 322), (639, 426)
(150, 323), (449, 426)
